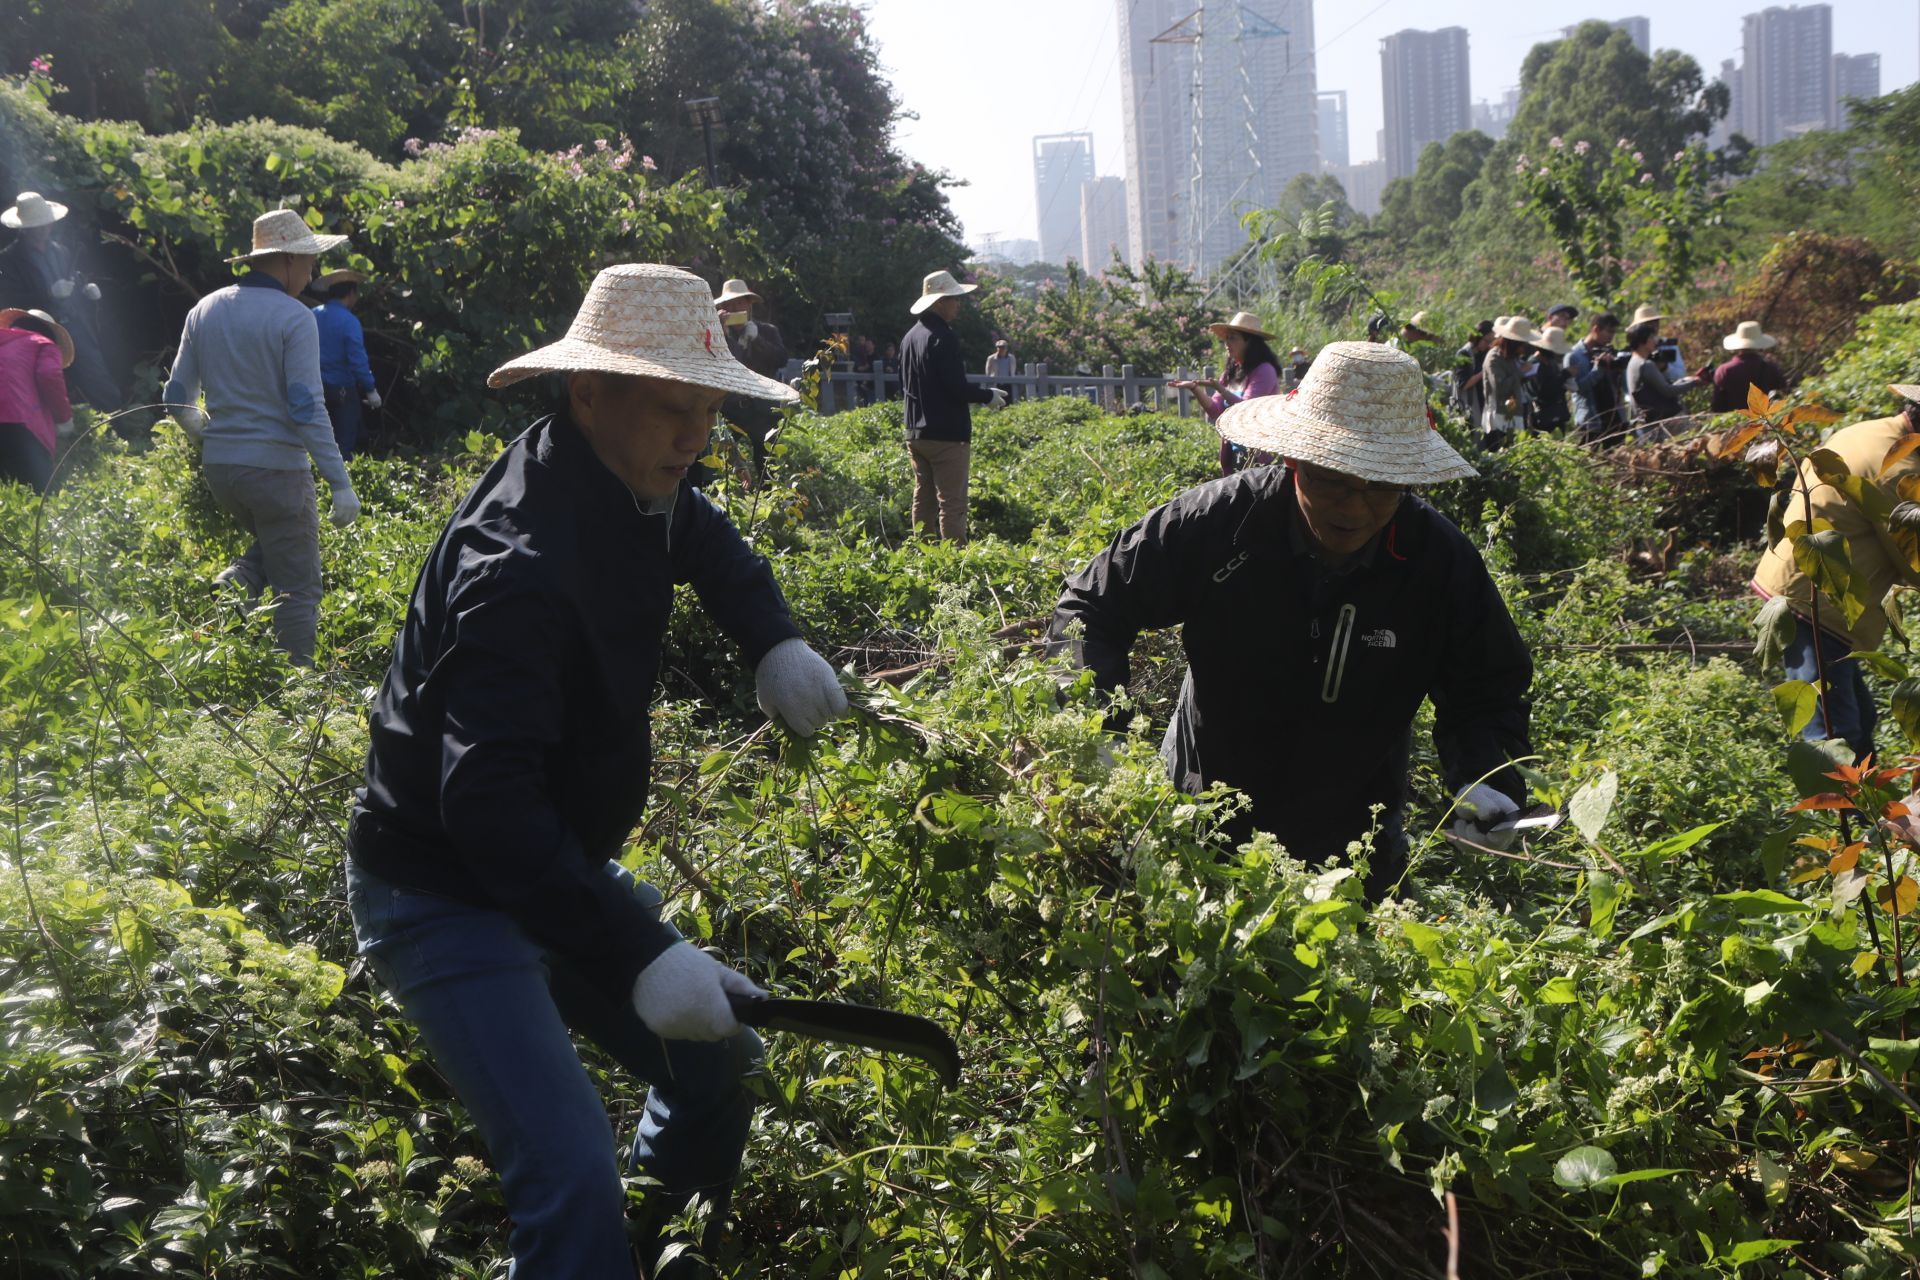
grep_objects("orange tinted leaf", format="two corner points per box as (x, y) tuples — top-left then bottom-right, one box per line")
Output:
(1718, 421), (1768, 459)
(1886, 801), (1911, 820)
(1747, 383), (1775, 417)
(1796, 835), (1839, 851)
(1876, 875), (1920, 917)
(1829, 844), (1863, 874)
(1788, 793), (1855, 811)
(1882, 433), (1920, 476)
(1789, 404), (1842, 427)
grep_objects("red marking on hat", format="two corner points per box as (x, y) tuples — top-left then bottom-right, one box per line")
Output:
(705, 328), (714, 355)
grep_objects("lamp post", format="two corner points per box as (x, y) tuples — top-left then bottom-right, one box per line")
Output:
(683, 96), (722, 185)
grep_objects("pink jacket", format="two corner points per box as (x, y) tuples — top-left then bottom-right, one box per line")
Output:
(0, 328), (69, 454)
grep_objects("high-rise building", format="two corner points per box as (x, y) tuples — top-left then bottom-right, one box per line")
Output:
(1832, 52), (1882, 127)
(1470, 87), (1521, 141)
(1317, 90), (1350, 170)
(1330, 160), (1387, 218)
(1380, 27), (1471, 182)
(1710, 57), (1742, 148)
(1116, 0), (1320, 272)
(1080, 176), (1130, 269)
(1561, 17), (1651, 55)
(1738, 4), (1833, 145)
(1032, 132), (1095, 265)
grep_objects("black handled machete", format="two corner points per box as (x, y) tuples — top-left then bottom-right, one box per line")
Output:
(729, 995), (961, 1088)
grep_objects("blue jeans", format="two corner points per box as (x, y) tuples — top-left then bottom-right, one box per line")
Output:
(324, 384), (362, 459)
(346, 857), (762, 1278)
(1784, 618), (1877, 762)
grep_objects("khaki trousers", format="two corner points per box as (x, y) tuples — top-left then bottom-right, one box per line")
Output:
(907, 438), (970, 544)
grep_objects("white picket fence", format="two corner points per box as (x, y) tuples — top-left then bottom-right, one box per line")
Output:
(776, 360), (1233, 418)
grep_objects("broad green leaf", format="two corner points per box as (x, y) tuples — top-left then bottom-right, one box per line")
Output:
(1849, 648), (1912, 681)
(1553, 1145), (1618, 1190)
(1639, 822), (1727, 860)
(1756, 1151), (1790, 1207)
(1892, 679), (1920, 748)
(1540, 974), (1580, 1003)
(1723, 1239), (1802, 1265)
(1713, 889), (1814, 916)
(1786, 738), (1854, 798)
(1770, 680), (1818, 736)
(1789, 528), (1865, 628)
(1598, 1167), (1687, 1189)
(1752, 594), (1795, 671)
(1589, 872), (1624, 939)
(1569, 771), (1618, 843)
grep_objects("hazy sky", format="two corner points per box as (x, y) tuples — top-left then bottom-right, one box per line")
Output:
(863, 0), (1917, 250)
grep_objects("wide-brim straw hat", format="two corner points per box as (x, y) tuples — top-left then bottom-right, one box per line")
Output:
(1216, 341), (1476, 486)
(1495, 314), (1546, 344)
(713, 277), (760, 306)
(227, 209), (350, 263)
(1400, 310), (1440, 341)
(0, 307), (75, 367)
(910, 270), (978, 315)
(1723, 320), (1777, 351)
(1630, 304), (1665, 325)
(1, 191), (68, 229)
(1532, 326), (1575, 357)
(313, 269), (368, 292)
(1207, 311), (1275, 341)
(1890, 384), (1920, 403)
(488, 263), (798, 401)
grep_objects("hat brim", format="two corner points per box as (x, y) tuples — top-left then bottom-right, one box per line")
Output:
(1216, 394), (1477, 486)
(314, 269), (368, 291)
(1890, 384), (1920, 403)
(911, 283), (977, 314)
(1723, 334), (1777, 350)
(1401, 327), (1440, 343)
(714, 290), (761, 306)
(1208, 321), (1276, 341)
(226, 231), (351, 263)
(1, 202), (68, 229)
(0, 307), (75, 368)
(487, 336), (799, 401)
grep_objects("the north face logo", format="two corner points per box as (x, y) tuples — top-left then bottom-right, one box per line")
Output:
(1362, 629), (1397, 649)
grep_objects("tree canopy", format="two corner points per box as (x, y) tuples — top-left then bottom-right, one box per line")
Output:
(1509, 21), (1727, 163)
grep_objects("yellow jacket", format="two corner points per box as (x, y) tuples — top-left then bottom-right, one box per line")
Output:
(1752, 415), (1920, 651)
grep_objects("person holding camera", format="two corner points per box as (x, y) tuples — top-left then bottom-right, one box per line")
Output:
(1624, 320), (1701, 440)
(1567, 312), (1626, 445)
(713, 278), (789, 473)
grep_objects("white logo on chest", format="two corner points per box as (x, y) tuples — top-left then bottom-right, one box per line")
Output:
(1361, 628), (1397, 649)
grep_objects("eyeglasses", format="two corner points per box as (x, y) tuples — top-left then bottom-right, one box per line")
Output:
(1292, 463), (1414, 504)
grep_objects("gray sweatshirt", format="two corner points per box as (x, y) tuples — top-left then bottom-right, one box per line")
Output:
(162, 273), (350, 490)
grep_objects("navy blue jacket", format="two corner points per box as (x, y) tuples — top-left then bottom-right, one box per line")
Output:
(900, 311), (992, 442)
(348, 413), (801, 999)
(1049, 465), (1532, 861)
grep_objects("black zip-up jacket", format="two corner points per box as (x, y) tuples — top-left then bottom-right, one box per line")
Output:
(1048, 465), (1532, 862)
(348, 414), (802, 1001)
(900, 311), (992, 442)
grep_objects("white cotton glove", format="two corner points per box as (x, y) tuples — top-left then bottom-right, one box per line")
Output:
(988, 387), (1009, 410)
(54, 419), (74, 440)
(630, 943), (767, 1041)
(1447, 783), (1521, 850)
(743, 320), (759, 343)
(755, 637), (849, 736)
(363, 390), (382, 411)
(82, 282), (101, 301)
(49, 278), (73, 300)
(175, 407), (205, 442)
(330, 487), (361, 527)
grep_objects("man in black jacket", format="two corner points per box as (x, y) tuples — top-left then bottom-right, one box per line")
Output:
(1049, 342), (1533, 898)
(345, 265), (849, 1279)
(899, 269), (1006, 544)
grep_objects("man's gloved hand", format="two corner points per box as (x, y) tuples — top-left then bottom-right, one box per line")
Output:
(81, 282), (101, 301)
(48, 278), (73, 300)
(743, 320), (759, 343)
(54, 419), (74, 440)
(755, 637), (848, 736)
(630, 943), (767, 1041)
(175, 407), (205, 443)
(330, 487), (362, 527)
(988, 387), (1009, 410)
(1447, 782), (1521, 850)
(364, 390), (382, 411)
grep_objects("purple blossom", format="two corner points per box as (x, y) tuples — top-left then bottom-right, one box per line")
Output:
(28, 54), (52, 74)
(1538, 166), (1550, 176)
(1574, 139), (1591, 155)
(403, 137), (425, 157)
(1516, 154), (1529, 167)
(641, 155), (657, 171)
(1639, 173), (1653, 184)
(1631, 151), (1644, 163)
(1672, 150), (1687, 163)
(1617, 137), (1633, 149)
(1548, 136), (1564, 149)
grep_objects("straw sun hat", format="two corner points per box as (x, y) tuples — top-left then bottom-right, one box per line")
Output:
(1722, 320), (1777, 351)
(1216, 341), (1476, 486)
(911, 270), (978, 315)
(227, 209), (350, 263)
(313, 269), (368, 293)
(1494, 314), (1547, 345)
(1207, 311), (1275, 341)
(488, 263), (797, 401)
(1630, 304), (1665, 325)
(0, 307), (75, 367)
(1890, 384), (1920, 403)
(2, 191), (68, 229)
(1532, 326), (1575, 358)
(713, 278), (760, 306)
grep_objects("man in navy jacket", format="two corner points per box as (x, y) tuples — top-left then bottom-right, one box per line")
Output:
(346, 265), (848, 1278)
(1050, 343), (1533, 898)
(898, 269), (1005, 543)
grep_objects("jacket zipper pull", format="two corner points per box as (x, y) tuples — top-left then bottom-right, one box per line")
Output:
(1321, 603), (1357, 703)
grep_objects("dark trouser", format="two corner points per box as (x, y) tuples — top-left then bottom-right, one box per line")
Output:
(1784, 618), (1877, 763)
(346, 857), (763, 1277)
(324, 384), (363, 460)
(0, 424), (52, 493)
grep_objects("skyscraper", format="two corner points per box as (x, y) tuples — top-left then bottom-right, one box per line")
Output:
(1116, 0), (1320, 272)
(1832, 52), (1882, 127)
(1080, 176), (1130, 269)
(1317, 90), (1349, 170)
(1562, 17), (1651, 56)
(1738, 4), (1833, 145)
(1380, 27), (1471, 183)
(1032, 133), (1095, 265)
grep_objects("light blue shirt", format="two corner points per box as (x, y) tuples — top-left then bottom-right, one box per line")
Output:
(162, 273), (349, 489)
